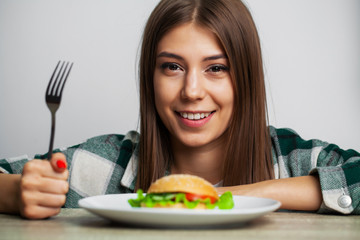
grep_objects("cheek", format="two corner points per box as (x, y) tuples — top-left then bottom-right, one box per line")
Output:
(153, 74), (173, 116)
(153, 84), (164, 115)
(223, 93), (234, 123)
(215, 83), (235, 128)
(213, 81), (234, 112)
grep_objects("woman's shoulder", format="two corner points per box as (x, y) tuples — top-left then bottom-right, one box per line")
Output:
(81, 131), (140, 146)
(268, 125), (314, 149)
(268, 125), (299, 138)
(67, 131), (140, 165)
(267, 125), (325, 161)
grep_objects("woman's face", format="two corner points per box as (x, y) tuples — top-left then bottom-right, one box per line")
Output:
(153, 23), (234, 148)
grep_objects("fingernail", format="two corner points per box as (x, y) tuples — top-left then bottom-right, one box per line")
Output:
(56, 160), (66, 169)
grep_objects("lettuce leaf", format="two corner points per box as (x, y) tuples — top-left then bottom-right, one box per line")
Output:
(128, 190), (234, 209)
(217, 191), (234, 209)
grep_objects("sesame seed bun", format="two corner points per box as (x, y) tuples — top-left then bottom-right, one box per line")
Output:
(147, 174), (219, 200)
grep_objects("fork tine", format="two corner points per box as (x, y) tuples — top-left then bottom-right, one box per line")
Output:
(54, 61), (69, 97)
(56, 62), (73, 98)
(46, 60), (61, 96)
(60, 63), (73, 97)
(50, 61), (66, 96)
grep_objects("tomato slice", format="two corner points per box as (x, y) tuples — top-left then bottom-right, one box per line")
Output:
(185, 193), (217, 204)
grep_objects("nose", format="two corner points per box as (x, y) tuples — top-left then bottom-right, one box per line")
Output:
(180, 69), (206, 101)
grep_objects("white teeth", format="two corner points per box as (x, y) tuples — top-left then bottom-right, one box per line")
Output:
(180, 112), (212, 120)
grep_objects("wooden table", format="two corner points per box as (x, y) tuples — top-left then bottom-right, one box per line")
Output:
(0, 209), (359, 240)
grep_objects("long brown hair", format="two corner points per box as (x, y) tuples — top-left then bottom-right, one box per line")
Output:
(137, 0), (273, 191)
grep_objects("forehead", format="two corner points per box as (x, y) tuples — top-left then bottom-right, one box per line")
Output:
(156, 23), (224, 56)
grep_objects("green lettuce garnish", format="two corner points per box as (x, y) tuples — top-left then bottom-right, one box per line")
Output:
(128, 190), (234, 209)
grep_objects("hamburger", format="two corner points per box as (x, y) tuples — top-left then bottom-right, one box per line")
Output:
(128, 174), (234, 209)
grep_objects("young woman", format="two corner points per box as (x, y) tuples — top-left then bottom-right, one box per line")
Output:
(0, 0), (359, 219)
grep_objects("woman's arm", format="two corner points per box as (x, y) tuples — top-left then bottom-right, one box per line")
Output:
(217, 175), (322, 211)
(0, 153), (69, 219)
(0, 173), (21, 214)
(267, 126), (360, 214)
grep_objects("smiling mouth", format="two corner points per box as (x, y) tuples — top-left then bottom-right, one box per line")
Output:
(177, 111), (215, 120)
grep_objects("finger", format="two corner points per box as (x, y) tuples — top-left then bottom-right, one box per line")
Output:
(39, 178), (69, 195)
(21, 204), (61, 220)
(21, 190), (66, 209)
(22, 160), (68, 180)
(50, 152), (68, 173)
(38, 192), (67, 208)
(21, 175), (69, 195)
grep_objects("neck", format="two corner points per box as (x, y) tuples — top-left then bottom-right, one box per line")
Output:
(170, 136), (227, 185)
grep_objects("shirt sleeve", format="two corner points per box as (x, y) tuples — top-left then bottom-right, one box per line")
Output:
(269, 126), (360, 215)
(0, 131), (139, 208)
(0, 155), (30, 174)
(0, 144), (82, 175)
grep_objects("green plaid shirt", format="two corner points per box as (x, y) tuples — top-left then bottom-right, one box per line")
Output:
(1, 126), (359, 214)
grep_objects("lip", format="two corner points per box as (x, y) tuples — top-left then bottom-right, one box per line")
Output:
(176, 111), (215, 128)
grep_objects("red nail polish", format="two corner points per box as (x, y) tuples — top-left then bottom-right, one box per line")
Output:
(56, 160), (66, 169)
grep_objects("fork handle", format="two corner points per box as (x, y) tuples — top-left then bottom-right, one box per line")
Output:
(47, 112), (56, 160)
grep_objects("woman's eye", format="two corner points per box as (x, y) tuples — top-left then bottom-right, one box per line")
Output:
(207, 65), (229, 73)
(160, 62), (182, 71)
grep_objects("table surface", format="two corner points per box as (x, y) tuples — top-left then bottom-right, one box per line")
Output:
(1, 209), (359, 240)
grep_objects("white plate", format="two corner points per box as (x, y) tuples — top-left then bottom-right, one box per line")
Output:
(79, 194), (281, 228)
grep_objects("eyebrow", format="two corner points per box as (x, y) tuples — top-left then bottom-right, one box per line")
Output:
(157, 51), (227, 62)
(203, 54), (228, 61)
(157, 52), (184, 60)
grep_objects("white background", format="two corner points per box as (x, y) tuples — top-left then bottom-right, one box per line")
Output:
(0, 0), (359, 159)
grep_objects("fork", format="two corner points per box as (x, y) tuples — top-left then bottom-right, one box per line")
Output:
(45, 61), (73, 160)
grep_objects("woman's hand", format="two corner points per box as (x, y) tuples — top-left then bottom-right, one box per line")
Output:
(217, 176), (323, 211)
(18, 153), (69, 219)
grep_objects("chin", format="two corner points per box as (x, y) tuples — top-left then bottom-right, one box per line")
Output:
(175, 134), (220, 149)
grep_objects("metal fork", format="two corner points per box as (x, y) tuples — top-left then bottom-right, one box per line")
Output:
(45, 61), (73, 160)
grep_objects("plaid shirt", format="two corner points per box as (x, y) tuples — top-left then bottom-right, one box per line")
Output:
(1, 126), (359, 214)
